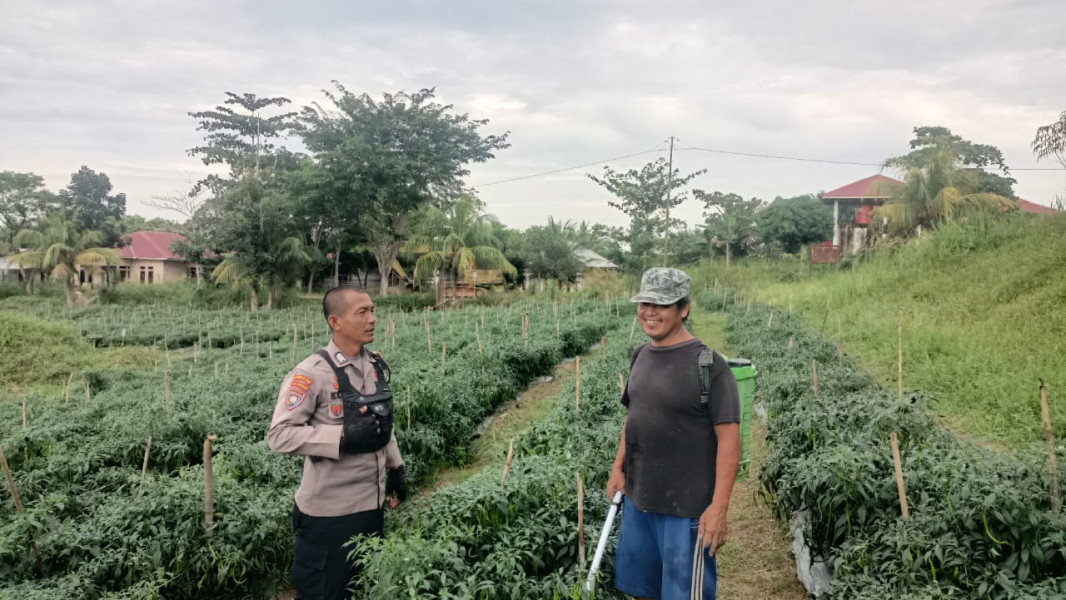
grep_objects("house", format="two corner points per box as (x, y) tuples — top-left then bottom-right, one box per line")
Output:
(114, 231), (199, 284)
(821, 174), (903, 255)
(575, 248), (619, 270)
(1016, 198), (1058, 216)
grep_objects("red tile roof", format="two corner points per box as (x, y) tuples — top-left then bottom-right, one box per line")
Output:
(118, 231), (188, 261)
(822, 174), (903, 199)
(1016, 198), (1057, 216)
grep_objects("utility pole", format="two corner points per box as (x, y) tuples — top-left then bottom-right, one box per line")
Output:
(663, 136), (675, 267)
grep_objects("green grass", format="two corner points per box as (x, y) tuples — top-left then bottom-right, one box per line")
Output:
(688, 212), (1066, 448)
(0, 310), (165, 397)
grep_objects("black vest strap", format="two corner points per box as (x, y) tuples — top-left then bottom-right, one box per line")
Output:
(315, 350), (389, 395)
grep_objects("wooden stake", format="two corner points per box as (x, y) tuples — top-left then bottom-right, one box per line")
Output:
(21, 397), (26, 428)
(619, 373), (625, 394)
(600, 336), (606, 351)
(84, 378), (90, 402)
(577, 471), (586, 567)
(788, 336), (794, 349)
(575, 356), (581, 412)
(292, 323), (298, 361)
(630, 317), (637, 340)
(65, 372), (74, 405)
(165, 370), (171, 413)
(767, 311), (774, 328)
(426, 321), (431, 352)
(812, 359), (819, 398)
(890, 432), (910, 520)
(204, 434), (218, 536)
(501, 440), (514, 484)
(139, 436), (152, 495)
(838, 316), (843, 359)
(441, 343), (447, 369)
(1040, 382), (1061, 514)
(406, 385), (412, 431)
(898, 308), (903, 400)
(821, 298), (831, 331)
(0, 446), (45, 577)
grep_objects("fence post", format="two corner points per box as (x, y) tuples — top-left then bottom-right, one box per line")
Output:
(890, 432), (910, 520)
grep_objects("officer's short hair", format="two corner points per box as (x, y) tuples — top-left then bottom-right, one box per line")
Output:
(322, 285), (368, 323)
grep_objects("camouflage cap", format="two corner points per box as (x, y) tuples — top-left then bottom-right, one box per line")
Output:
(629, 267), (690, 305)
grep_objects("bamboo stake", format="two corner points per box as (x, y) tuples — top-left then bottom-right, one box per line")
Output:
(64, 372), (74, 405)
(767, 311), (774, 328)
(1040, 382), (1061, 514)
(21, 397), (27, 428)
(139, 436), (152, 495)
(618, 373), (625, 394)
(84, 378), (90, 402)
(441, 343), (447, 369)
(575, 356), (581, 412)
(556, 319), (560, 337)
(426, 321), (432, 352)
(890, 432), (910, 520)
(600, 336), (606, 351)
(838, 316), (844, 359)
(406, 385), (412, 431)
(630, 317), (637, 341)
(812, 359), (819, 399)
(204, 434), (218, 536)
(0, 446), (45, 577)
(501, 440), (514, 484)
(898, 308), (903, 400)
(577, 471), (586, 567)
(292, 324), (298, 361)
(821, 298), (831, 331)
(788, 336), (794, 349)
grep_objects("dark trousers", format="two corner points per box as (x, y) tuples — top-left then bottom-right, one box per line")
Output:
(291, 504), (385, 600)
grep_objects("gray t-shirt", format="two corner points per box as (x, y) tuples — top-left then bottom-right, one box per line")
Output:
(621, 339), (741, 518)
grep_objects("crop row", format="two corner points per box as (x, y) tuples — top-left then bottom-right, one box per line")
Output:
(697, 291), (1066, 599)
(0, 300), (628, 599)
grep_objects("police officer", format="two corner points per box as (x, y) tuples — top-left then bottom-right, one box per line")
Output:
(267, 285), (406, 600)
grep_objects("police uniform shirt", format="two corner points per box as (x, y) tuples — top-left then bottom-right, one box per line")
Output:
(267, 339), (404, 517)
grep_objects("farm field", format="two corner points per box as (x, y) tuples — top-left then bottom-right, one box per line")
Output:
(696, 289), (1066, 599)
(690, 214), (1066, 449)
(0, 297), (634, 599)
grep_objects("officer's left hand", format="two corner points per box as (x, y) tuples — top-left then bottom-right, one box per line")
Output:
(698, 504), (728, 556)
(387, 494), (401, 510)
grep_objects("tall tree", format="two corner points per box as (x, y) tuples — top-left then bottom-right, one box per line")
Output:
(300, 84), (510, 295)
(0, 171), (56, 245)
(58, 166), (126, 245)
(889, 126), (1017, 198)
(1032, 110), (1066, 169)
(521, 217), (583, 284)
(695, 190), (764, 267)
(407, 195), (516, 301)
(187, 92), (304, 191)
(12, 213), (122, 306)
(209, 178), (309, 310)
(587, 158), (704, 269)
(756, 195), (833, 254)
(876, 145), (1015, 234)
(187, 92), (307, 306)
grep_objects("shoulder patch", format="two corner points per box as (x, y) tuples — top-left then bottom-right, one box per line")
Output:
(334, 352), (348, 365)
(285, 374), (313, 411)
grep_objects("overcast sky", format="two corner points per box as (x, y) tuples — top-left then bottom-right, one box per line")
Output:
(2, 0), (1064, 230)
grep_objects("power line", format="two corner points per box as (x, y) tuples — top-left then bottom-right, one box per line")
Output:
(470, 144), (667, 189)
(675, 138), (1066, 171)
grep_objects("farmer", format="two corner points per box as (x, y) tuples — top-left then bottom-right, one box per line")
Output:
(267, 285), (406, 600)
(606, 268), (741, 600)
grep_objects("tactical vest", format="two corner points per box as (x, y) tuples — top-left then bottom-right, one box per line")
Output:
(316, 349), (394, 453)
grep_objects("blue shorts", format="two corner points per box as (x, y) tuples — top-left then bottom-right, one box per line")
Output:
(614, 497), (717, 600)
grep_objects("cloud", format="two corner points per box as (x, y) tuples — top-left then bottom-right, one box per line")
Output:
(0, 0), (1063, 229)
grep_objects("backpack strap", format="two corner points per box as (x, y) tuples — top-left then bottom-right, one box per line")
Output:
(367, 351), (391, 385)
(698, 348), (715, 406)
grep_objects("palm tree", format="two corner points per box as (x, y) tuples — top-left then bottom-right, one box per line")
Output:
(211, 253), (258, 311)
(407, 196), (517, 302)
(12, 213), (122, 306)
(212, 236), (309, 311)
(875, 146), (1016, 235)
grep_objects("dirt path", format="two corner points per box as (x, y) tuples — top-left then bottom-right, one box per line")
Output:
(430, 360), (576, 489)
(693, 308), (807, 600)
